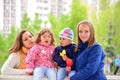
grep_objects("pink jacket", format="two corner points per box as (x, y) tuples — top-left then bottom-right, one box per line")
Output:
(26, 43), (55, 73)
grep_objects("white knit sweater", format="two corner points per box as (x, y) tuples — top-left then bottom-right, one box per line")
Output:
(1, 52), (26, 75)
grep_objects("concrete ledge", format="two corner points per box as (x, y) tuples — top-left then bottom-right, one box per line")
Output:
(0, 75), (120, 80)
(107, 76), (120, 80)
(0, 75), (33, 80)
(0, 75), (47, 80)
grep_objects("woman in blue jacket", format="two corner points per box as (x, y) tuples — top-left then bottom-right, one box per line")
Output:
(70, 20), (107, 80)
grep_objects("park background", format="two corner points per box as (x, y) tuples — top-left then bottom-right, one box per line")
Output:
(0, 0), (120, 75)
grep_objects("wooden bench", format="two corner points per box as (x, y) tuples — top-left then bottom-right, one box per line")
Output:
(0, 75), (120, 80)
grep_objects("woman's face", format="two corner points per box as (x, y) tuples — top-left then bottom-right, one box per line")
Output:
(40, 32), (52, 46)
(22, 31), (35, 49)
(78, 24), (90, 42)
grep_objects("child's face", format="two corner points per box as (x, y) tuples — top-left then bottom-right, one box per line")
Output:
(40, 32), (52, 46)
(60, 37), (72, 47)
(78, 24), (90, 42)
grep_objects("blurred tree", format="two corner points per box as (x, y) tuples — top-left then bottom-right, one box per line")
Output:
(49, 14), (59, 45)
(112, 1), (120, 55)
(0, 26), (17, 67)
(92, 0), (120, 57)
(68, 0), (87, 42)
(29, 13), (42, 35)
(0, 34), (7, 53)
(21, 13), (42, 36)
(49, 0), (88, 45)
(92, 0), (110, 48)
(21, 13), (31, 29)
(7, 26), (18, 50)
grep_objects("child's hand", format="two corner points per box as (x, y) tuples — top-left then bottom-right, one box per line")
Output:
(62, 55), (67, 61)
(25, 72), (33, 75)
(67, 77), (70, 80)
(54, 63), (59, 69)
(60, 50), (66, 57)
(25, 69), (33, 75)
(66, 66), (71, 73)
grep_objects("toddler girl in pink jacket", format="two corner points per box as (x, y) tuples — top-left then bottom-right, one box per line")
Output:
(26, 28), (56, 80)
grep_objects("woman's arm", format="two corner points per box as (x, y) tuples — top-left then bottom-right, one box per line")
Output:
(1, 53), (26, 75)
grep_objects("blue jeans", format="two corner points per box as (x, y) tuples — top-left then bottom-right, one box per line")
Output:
(33, 66), (56, 80)
(57, 68), (66, 80)
(68, 70), (76, 78)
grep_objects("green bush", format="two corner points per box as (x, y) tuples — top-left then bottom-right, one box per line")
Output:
(0, 53), (8, 67)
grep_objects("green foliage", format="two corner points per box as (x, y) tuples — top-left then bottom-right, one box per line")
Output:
(21, 13), (42, 36)
(21, 13), (31, 29)
(0, 53), (8, 67)
(0, 34), (7, 53)
(7, 26), (18, 50)
(92, 0), (112, 49)
(116, 47), (120, 55)
(0, 26), (18, 67)
(92, 0), (120, 57)
(49, 14), (59, 45)
(112, 1), (120, 49)
(29, 13), (42, 35)
(69, 0), (88, 42)
(99, 0), (110, 11)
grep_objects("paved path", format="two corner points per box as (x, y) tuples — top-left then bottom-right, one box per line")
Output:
(107, 76), (120, 80)
(0, 75), (120, 80)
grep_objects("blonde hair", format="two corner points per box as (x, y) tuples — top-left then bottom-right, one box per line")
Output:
(75, 20), (96, 52)
(36, 28), (55, 46)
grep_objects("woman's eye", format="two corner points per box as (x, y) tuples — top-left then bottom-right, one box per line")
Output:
(79, 31), (82, 33)
(85, 30), (89, 33)
(29, 35), (32, 38)
(24, 38), (28, 41)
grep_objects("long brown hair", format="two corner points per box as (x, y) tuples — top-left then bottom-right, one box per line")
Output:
(9, 29), (34, 54)
(75, 20), (96, 52)
(36, 28), (55, 46)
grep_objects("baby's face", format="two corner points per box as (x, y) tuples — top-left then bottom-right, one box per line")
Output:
(60, 37), (72, 47)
